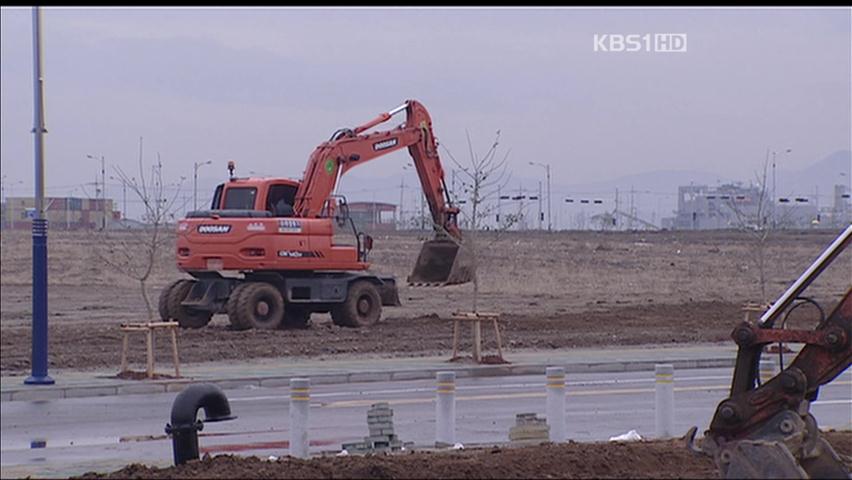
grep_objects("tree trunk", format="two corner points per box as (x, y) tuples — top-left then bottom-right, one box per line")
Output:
(140, 278), (153, 320)
(470, 236), (480, 313)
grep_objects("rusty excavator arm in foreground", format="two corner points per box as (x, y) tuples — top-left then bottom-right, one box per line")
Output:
(689, 224), (852, 479)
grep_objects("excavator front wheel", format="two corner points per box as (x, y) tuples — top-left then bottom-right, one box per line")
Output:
(233, 282), (285, 330)
(331, 280), (382, 328)
(163, 279), (213, 329)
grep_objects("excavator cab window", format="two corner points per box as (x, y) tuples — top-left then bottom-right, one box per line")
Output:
(266, 184), (297, 217)
(210, 184), (224, 210)
(223, 187), (257, 210)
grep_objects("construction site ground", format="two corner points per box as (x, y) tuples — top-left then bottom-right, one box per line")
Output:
(77, 431), (852, 479)
(1, 228), (849, 375)
(2, 228), (851, 478)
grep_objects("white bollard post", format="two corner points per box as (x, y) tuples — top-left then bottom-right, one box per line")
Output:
(759, 357), (777, 385)
(655, 364), (674, 439)
(289, 377), (310, 458)
(546, 366), (566, 442)
(436, 371), (456, 446)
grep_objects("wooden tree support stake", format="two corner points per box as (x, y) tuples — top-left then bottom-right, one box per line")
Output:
(119, 321), (181, 379)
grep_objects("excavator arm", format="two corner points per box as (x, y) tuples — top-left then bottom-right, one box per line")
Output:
(294, 100), (473, 286)
(690, 225), (852, 479)
(295, 100), (460, 238)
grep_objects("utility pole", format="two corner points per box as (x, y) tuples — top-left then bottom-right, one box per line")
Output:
(101, 156), (106, 229)
(547, 165), (551, 231)
(630, 185), (636, 230)
(87, 154), (106, 229)
(771, 148), (776, 229)
(529, 161), (552, 231)
(497, 185), (502, 226)
(398, 174), (405, 229)
(193, 160), (212, 211)
(615, 188), (620, 230)
(771, 148), (792, 229)
(537, 180), (543, 230)
(122, 179), (126, 219)
(26, 6), (53, 385)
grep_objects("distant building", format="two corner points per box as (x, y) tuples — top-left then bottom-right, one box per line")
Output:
(1, 196), (117, 230)
(665, 183), (763, 230)
(828, 184), (851, 227)
(347, 202), (397, 233)
(662, 182), (847, 230)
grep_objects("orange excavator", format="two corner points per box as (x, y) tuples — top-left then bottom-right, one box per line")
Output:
(159, 100), (473, 330)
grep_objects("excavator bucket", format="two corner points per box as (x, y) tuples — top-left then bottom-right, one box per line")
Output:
(407, 239), (475, 286)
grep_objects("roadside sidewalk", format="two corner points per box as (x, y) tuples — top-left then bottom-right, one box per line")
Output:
(1, 342), (739, 402)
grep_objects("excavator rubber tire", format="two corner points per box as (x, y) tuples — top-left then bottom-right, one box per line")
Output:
(234, 282), (285, 330)
(167, 279), (213, 329)
(158, 279), (184, 321)
(225, 283), (253, 331)
(281, 305), (311, 329)
(331, 280), (382, 328)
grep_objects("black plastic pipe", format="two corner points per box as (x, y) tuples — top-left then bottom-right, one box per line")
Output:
(165, 383), (236, 465)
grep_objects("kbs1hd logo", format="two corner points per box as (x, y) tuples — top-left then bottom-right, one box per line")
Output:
(593, 33), (687, 53)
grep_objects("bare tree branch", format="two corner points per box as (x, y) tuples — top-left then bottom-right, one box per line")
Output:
(90, 142), (184, 320)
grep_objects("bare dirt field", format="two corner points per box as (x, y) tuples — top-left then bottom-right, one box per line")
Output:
(1, 228), (849, 374)
(76, 431), (852, 479)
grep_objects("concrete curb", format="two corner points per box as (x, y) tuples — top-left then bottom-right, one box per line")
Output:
(0, 357), (734, 403)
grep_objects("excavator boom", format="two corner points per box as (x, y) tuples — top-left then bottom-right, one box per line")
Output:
(294, 100), (473, 286)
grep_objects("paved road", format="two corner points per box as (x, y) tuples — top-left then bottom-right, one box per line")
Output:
(2, 367), (850, 478)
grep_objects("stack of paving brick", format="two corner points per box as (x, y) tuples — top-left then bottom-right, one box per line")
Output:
(342, 402), (405, 453)
(508, 412), (550, 445)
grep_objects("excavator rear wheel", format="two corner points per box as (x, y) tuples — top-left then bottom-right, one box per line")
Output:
(331, 280), (382, 328)
(234, 282), (285, 330)
(225, 283), (253, 331)
(167, 279), (213, 329)
(281, 305), (311, 329)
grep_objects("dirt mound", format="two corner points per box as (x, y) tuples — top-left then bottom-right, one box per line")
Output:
(75, 431), (852, 479)
(77, 439), (718, 479)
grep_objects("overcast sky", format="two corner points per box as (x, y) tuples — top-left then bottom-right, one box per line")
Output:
(1, 7), (850, 210)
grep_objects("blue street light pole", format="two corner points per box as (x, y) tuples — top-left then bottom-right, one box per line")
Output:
(25, 6), (53, 385)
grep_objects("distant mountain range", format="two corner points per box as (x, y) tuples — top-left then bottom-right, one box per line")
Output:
(334, 149), (851, 229)
(776, 149), (850, 202)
